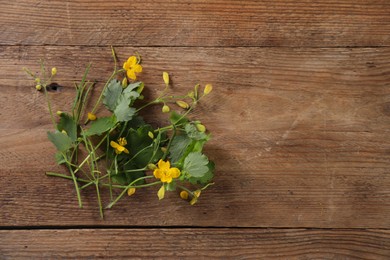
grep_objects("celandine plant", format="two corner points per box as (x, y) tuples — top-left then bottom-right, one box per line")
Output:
(24, 48), (214, 218)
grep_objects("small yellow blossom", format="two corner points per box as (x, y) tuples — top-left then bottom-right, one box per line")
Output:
(157, 185), (165, 200)
(110, 137), (129, 154)
(127, 187), (136, 196)
(123, 56), (142, 80)
(51, 67), (57, 76)
(162, 104), (170, 113)
(87, 112), (97, 121)
(163, 71), (169, 86)
(176, 100), (189, 109)
(204, 84), (213, 95)
(153, 159), (181, 183)
(180, 191), (189, 200)
(35, 84), (42, 91)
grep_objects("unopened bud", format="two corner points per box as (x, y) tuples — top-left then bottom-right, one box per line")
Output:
(127, 187), (136, 196)
(196, 123), (206, 133)
(162, 105), (170, 113)
(204, 84), (213, 95)
(87, 112), (97, 121)
(148, 131), (154, 139)
(147, 163), (157, 170)
(35, 78), (41, 83)
(61, 130), (68, 135)
(161, 147), (167, 153)
(180, 191), (189, 200)
(51, 67), (57, 76)
(35, 84), (42, 91)
(176, 100), (189, 109)
(122, 77), (128, 88)
(56, 111), (63, 116)
(163, 71), (169, 86)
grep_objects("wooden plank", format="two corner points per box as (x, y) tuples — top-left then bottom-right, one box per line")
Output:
(0, 46), (389, 228)
(0, 228), (389, 259)
(0, 0), (389, 47)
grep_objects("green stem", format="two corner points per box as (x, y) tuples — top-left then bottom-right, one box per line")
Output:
(106, 176), (156, 209)
(95, 181), (104, 219)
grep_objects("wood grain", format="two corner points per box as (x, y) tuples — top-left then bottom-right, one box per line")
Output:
(0, 0), (389, 47)
(1, 46), (389, 228)
(1, 228), (389, 259)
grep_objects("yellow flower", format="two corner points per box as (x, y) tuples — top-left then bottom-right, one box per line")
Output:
(123, 56), (142, 80)
(127, 187), (136, 196)
(180, 191), (189, 200)
(87, 112), (97, 121)
(110, 137), (129, 154)
(153, 159), (180, 183)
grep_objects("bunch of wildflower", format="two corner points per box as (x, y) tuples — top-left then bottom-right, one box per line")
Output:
(24, 48), (215, 218)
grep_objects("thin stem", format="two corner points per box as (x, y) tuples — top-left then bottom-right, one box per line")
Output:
(106, 176), (156, 209)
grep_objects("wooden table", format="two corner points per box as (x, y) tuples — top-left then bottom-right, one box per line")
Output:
(1, 1), (390, 258)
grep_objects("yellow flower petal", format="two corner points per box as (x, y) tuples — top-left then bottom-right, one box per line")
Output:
(123, 148), (129, 154)
(133, 64), (143, 73)
(127, 69), (137, 80)
(110, 141), (120, 149)
(158, 159), (170, 170)
(116, 145), (125, 152)
(157, 185), (165, 200)
(161, 175), (172, 183)
(126, 56), (137, 67)
(168, 167), (180, 179)
(153, 169), (163, 179)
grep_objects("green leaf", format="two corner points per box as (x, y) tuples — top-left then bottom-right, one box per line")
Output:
(170, 111), (189, 125)
(54, 151), (66, 165)
(47, 131), (73, 152)
(189, 161), (215, 184)
(83, 116), (116, 136)
(114, 96), (136, 122)
(103, 79), (122, 111)
(185, 123), (209, 141)
(57, 113), (77, 142)
(170, 135), (191, 163)
(183, 152), (209, 177)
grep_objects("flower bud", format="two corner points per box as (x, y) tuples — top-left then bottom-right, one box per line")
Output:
(204, 84), (213, 95)
(180, 191), (189, 200)
(56, 111), (63, 116)
(147, 163), (157, 170)
(176, 100), (189, 109)
(196, 123), (206, 133)
(127, 187), (136, 196)
(148, 131), (154, 139)
(35, 84), (42, 91)
(122, 77), (128, 88)
(157, 185), (165, 200)
(35, 77), (41, 83)
(161, 147), (167, 153)
(163, 71), (169, 86)
(87, 112), (97, 121)
(61, 130), (68, 135)
(194, 190), (201, 198)
(51, 67), (57, 76)
(162, 104), (170, 113)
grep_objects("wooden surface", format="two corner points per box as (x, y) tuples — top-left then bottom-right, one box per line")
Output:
(1, 0), (390, 259)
